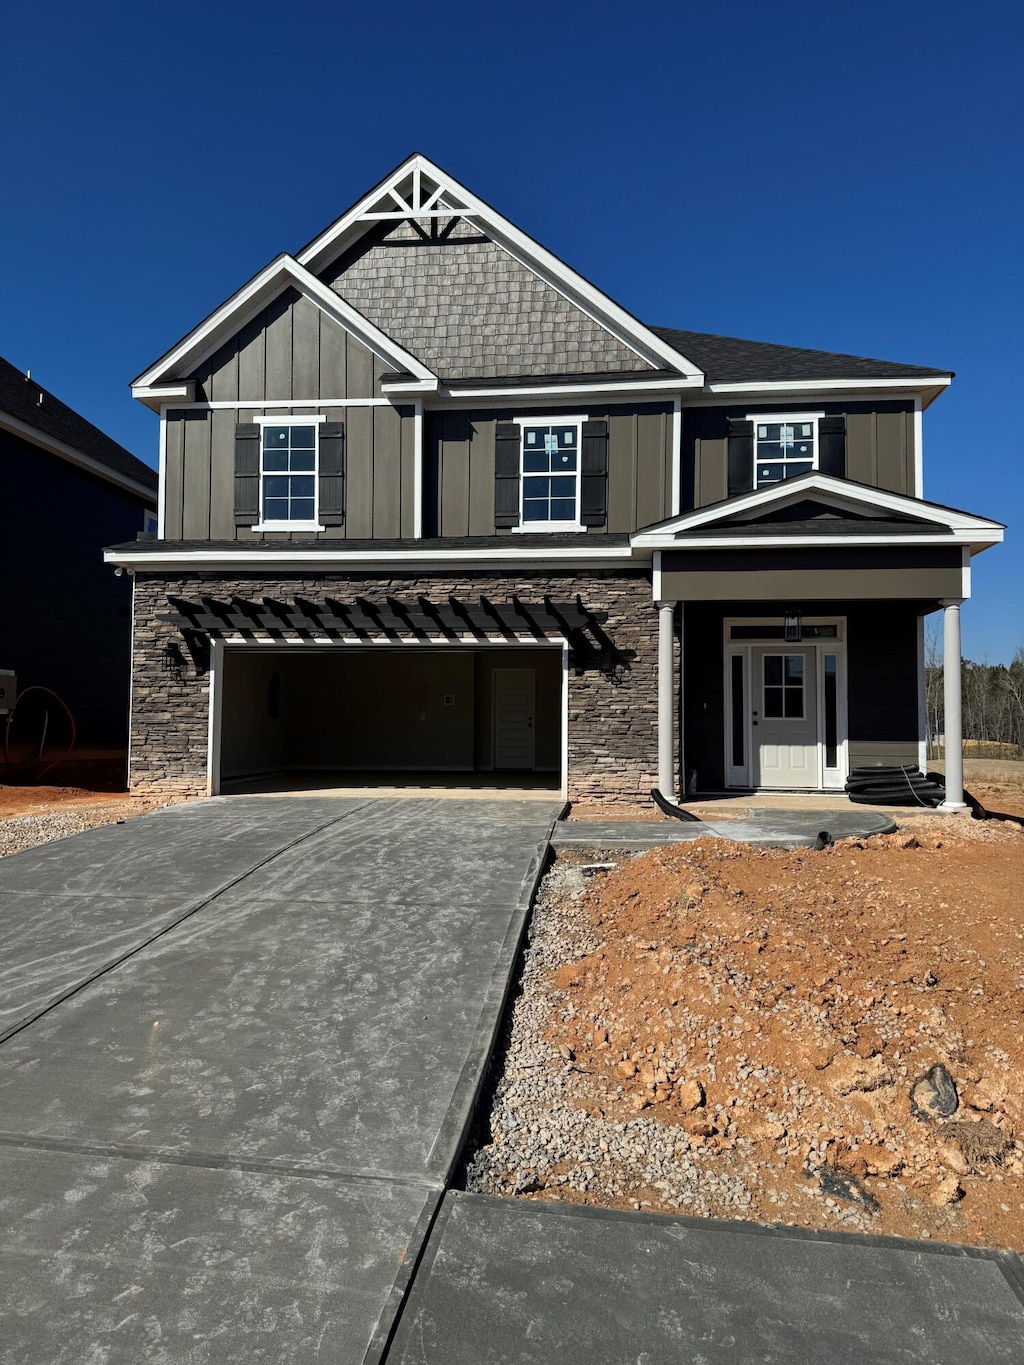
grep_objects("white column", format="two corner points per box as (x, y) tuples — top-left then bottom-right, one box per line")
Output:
(938, 598), (967, 812)
(657, 600), (677, 802)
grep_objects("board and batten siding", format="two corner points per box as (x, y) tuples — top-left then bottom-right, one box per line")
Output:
(423, 403), (674, 537)
(162, 289), (416, 540)
(682, 400), (917, 509)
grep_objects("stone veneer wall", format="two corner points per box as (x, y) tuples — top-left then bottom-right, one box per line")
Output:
(129, 569), (670, 804)
(321, 217), (650, 378)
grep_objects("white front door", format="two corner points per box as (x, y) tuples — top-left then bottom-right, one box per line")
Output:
(493, 668), (536, 769)
(752, 648), (818, 788)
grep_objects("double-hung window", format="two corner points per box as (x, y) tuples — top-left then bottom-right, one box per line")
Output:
(256, 419), (323, 530)
(749, 413), (820, 488)
(517, 419), (583, 529)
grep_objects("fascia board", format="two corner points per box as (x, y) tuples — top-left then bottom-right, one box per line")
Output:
(640, 531), (1003, 551)
(631, 473), (1004, 544)
(104, 544), (642, 571)
(0, 411), (157, 501)
(706, 376), (953, 396)
(397, 377), (704, 402)
(133, 255), (438, 392)
(297, 153), (705, 381)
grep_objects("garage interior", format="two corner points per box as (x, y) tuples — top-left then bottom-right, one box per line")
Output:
(217, 646), (563, 794)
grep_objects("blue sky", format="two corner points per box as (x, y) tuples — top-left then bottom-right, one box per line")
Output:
(2, 0), (1021, 660)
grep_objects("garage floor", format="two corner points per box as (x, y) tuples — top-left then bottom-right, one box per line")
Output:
(221, 769), (561, 797)
(0, 796), (559, 1364)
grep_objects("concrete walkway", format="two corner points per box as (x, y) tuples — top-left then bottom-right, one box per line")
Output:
(0, 796), (559, 1364)
(388, 1193), (1024, 1364)
(553, 807), (897, 850)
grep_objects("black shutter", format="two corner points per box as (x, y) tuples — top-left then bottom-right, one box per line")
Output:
(818, 415), (846, 478)
(727, 418), (754, 496)
(580, 419), (609, 526)
(234, 423), (260, 526)
(494, 421), (521, 527)
(318, 422), (345, 525)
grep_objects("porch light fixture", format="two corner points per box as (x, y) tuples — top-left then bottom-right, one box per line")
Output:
(784, 611), (802, 643)
(161, 641), (186, 674)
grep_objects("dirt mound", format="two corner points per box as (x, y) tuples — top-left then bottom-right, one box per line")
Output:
(518, 821), (1024, 1247)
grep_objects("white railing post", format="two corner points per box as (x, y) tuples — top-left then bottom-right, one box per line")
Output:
(657, 600), (678, 802)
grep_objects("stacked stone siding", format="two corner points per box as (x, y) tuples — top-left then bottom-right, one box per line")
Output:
(130, 569), (669, 804)
(321, 217), (651, 379)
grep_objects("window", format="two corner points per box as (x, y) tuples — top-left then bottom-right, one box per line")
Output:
(763, 653), (804, 718)
(143, 509), (158, 534)
(258, 422), (320, 528)
(518, 421), (582, 527)
(749, 414), (820, 488)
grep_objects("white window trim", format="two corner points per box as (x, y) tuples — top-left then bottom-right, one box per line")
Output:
(252, 415), (327, 533)
(746, 411), (825, 491)
(511, 415), (587, 534)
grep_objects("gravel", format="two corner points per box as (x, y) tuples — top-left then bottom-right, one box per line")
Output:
(464, 859), (755, 1217)
(0, 799), (176, 858)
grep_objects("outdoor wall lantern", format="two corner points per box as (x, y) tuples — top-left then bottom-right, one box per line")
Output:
(161, 641), (187, 674)
(784, 611), (802, 643)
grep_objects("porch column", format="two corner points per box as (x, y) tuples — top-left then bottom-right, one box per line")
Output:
(657, 600), (678, 802)
(938, 598), (967, 812)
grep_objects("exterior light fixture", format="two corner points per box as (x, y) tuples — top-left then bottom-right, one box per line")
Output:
(161, 641), (186, 674)
(784, 611), (802, 643)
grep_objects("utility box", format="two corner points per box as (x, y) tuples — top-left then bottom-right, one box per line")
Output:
(0, 670), (16, 714)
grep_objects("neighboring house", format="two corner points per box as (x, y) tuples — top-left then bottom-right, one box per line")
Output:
(105, 154), (1003, 808)
(1, 356), (157, 748)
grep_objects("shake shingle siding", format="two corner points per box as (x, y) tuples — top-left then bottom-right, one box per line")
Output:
(321, 217), (651, 379)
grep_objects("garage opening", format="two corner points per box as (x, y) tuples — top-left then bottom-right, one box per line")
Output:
(215, 645), (564, 795)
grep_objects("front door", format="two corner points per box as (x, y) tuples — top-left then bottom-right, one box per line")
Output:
(493, 668), (536, 769)
(752, 648), (818, 788)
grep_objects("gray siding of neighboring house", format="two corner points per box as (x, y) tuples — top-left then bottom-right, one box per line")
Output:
(425, 403), (674, 537)
(0, 430), (152, 744)
(320, 217), (651, 378)
(683, 601), (923, 790)
(163, 290), (416, 540)
(682, 400), (917, 507)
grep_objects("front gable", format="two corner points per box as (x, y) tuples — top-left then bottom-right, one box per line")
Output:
(633, 472), (1004, 553)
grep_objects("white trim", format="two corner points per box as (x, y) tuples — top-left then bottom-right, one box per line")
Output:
(252, 414), (328, 426)
(296, 154), (704, 379)
(157, 406), (168, 538)
(916, 614), (927, 773)
(631, 471), (1005, 545)
(641, 532), (999, 550)
(251, 523), (326, 533)
(165, 398), (392, 410)
(133, 254), (439, 399)
(913, 396), (923, 499)
(413, 399), (424, 539)
(961, 545), (972, 599)
(652, 549), (662, 601)
(209, 635), (569, 801)
(127, 577), (136, 790)
(671, 398), (682, 516)
(208, 639), (225, 797)
(392, 377), (703, 401)
(133, 382), (195, 403)
(378, 378), (442, 396)
(708, 376), (952, 395)
(104, 546), (637, 570)
(0, 409), (158, 502)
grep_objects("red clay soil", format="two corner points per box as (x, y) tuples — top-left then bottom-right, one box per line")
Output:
(543, 815), (1024, 1249)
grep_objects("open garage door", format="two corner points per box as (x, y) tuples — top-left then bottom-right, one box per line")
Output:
(213, 645), (564, 796)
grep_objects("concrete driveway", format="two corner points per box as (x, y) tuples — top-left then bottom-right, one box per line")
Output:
(0, 795), (559, 1364)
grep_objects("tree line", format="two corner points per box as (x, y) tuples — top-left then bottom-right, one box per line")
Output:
(925, 634), (1024, 758)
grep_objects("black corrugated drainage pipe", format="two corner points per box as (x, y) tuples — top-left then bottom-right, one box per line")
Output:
(650, 788), (703, 823)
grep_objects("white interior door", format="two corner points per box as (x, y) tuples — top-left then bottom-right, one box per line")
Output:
(493, 668), (536, 769)
(752, 648), (818, 788)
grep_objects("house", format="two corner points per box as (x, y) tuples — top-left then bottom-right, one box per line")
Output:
(104, 154), (1003, 810)
(1, 355), (157, 752)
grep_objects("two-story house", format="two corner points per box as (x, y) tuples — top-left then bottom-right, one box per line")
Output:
(105, 154), (1003, 810)
(1, 355), (157, 754)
